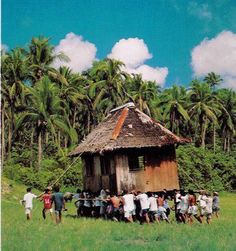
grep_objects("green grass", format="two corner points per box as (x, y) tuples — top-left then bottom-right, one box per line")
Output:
(2, 177), (236, 251)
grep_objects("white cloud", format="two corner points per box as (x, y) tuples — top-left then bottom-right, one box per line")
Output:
(108, 38), (168, 86)
(126, 65), (168, 87)
(1, 44), (9, 54)
(191, 30), (236, 89)
(52, 33), (97, 73)
(108, 38), (152, 68)
(188, 2), (212, 20)
(222, 76), (236, 89)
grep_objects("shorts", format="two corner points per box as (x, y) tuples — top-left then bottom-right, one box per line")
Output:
(149, 210), (158, 217)
(205, 213), (212, 219)
(25, 207), (32, 214)
(200, 208), (206, 216)
(157, 207), (167, 220)
(124, 210), (135, 218)
(188, 205), (198, 215)
(141, 209), (149, 216)
(55, 210), (62, 215)
(44, 208), (54, 213)
(213, 206), (220, 212)
(180, 206), (188, 214)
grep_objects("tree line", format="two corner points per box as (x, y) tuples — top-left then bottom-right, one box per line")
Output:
(1, 36), (236, 173)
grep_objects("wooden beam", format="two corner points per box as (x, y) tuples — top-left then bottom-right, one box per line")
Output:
(111, 108), (129, 140)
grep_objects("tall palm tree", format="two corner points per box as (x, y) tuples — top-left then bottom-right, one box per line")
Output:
(1, 48), (29, 158)
(85, 58), (130, 128)
(17, 77), (77, 170)
(188, 81), (220, 148)
(49, 66), (89, 142)
(204, 72), (222, 88)
(158, 85), (190, 135)
(28, 36), (69, 84)
(128, 74), (159, 116)
(217, 89), (236, 152)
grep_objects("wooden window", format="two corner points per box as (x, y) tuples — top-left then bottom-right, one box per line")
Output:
(128, 154), (145, 171)
(85, 157), (94, 176)
(100, 156), (110, 175)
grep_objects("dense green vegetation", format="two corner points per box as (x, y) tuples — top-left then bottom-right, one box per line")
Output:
(2, 178), (236, 251)
(1, 36), (236, 191)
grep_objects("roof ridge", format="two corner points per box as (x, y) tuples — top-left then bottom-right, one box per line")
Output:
(111, 107), (129, 140)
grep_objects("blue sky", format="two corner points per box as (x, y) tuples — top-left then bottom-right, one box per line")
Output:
(2, 0), (236, 88)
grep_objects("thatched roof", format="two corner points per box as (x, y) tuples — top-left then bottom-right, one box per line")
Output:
(69, 103), (191, 156)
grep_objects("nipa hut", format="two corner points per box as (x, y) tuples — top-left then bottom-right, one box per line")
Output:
(69, 102), (191, 194)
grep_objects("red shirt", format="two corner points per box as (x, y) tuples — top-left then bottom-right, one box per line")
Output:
(42, 194), (52, 209)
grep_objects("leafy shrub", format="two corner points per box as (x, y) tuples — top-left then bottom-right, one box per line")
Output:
(177, 145), (236, 191)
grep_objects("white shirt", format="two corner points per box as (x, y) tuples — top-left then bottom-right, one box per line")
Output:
(148, 197), (158, 211)
(23, 192), (37, 208)
(122, 194), (135, 212)
(198, 195), (207, 208)
(180, 195), (188, 210)
(136, 193), (149, 210)
(206, 197), (213, 214)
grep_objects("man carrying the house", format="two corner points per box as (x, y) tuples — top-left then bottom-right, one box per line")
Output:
(122, 190), (136, 222)
(136, 191), (150, 224)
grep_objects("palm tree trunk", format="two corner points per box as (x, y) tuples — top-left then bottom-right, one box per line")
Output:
(38, 130), (42, 171)
(73, 110), (76, 128)
(213, 124), (216, 153)
(201, 119), (207, 149)
(8, 121), (12, 158)
(1, 107), (5, 166)
(30, 129), (34, 168)
(227, 134), (230, 152)
(223, 136), (227, 151)
(8, 107), (15, 157)
(87, 112), (90, 134)
(58, 131), (61, 148)
(64, 136), (68, 148)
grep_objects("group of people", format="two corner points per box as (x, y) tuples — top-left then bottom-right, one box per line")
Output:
(72, 188), (220, 224)
(22, 186), (220, 225)
(22, 185), (65, 224)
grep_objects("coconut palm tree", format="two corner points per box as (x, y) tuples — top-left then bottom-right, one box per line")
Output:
(84, 58), (130, 129)
(1, 48), (29, 157)
(204, 72), (222, 88)
(88, 58), (129, 108)
(158, 85), (190, 135)
(28, 36), (69, 84)
(217, 89), (236, 152)
(17, 77), (77, 170)
(128, 74), (159, 116)
(49, 66), (89, 143)
(188, 81), (220, 148)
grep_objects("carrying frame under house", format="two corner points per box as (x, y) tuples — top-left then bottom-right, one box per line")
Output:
(69, 103), (190, 194)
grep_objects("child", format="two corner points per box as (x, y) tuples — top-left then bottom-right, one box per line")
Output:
(212, 192), (220, 218)
(51, 185), (65, 224)
(22, 187), (37, 220)
(41, 188), (54, 221)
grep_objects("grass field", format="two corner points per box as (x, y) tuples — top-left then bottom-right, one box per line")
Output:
(2, 178), (236, 251)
